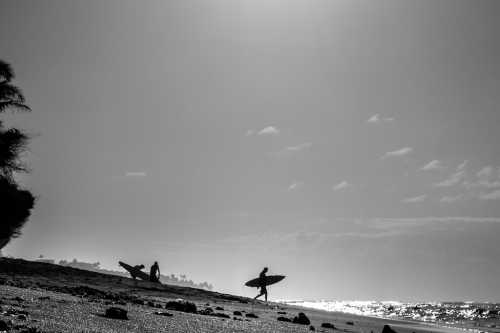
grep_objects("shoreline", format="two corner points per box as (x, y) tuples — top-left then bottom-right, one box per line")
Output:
(281, 300), (500, 333)
(286, 303), (497, 333)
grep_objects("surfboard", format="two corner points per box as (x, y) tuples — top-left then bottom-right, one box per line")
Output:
(245, 275), (285, 287)
(119, 261), (151, 281)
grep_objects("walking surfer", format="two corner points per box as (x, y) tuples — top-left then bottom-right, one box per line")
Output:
(254, 267), (268, 302)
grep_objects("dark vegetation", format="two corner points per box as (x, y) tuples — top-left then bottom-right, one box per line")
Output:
(0, 60), (35, 250)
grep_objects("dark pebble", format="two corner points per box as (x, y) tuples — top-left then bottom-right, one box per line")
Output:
(293, 312), (310, 325)
(0, 319), (10, 331)
(165, 301), (197, 314)
(104, 307), (128, 320)
(214, 313), (230, 318)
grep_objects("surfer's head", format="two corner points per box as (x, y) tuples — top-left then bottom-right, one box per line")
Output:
(263, 267), (268, 273)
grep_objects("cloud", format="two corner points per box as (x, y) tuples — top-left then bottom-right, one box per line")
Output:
(457, 160), (468, 171)
(440, 195), (462, 203)
(269, 142), (313, 158)
(434, 170), (465, 187)
(257, 126), (280, 136)
(479, 189), (500, 200)
(288, 181), (304, 191)
(477, 166), (494, 179)
(382, 147), (413, 158)
(125, 171), (147, 177)
(286, 142), (313, 152)
(402, 195), (426, 203)
(333, 181), (352, 191)
(463, 165), (500, 189)
(421, 160), (444, 171)
(466, 180), (500, 189)
(245, 129), (255, 136)
(219, 217), (500, 252)
(367, 114), (395, 124)
(370, 217), (500, 230)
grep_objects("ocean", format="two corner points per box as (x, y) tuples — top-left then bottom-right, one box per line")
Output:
(283, 300), (500, 331)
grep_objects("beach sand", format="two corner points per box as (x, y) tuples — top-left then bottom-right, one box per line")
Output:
(0, 258), (480, 333)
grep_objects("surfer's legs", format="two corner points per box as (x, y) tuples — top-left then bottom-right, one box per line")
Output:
(254, 286), (267, 301)
(254, 291), (264, 300)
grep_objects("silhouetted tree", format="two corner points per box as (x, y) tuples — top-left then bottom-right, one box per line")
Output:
(0, 60), (35, 250)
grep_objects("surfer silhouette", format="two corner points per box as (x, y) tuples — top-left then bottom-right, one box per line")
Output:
(150, 261), (160, 282)
(253, 267), (268, 302)
(131, 264), (145, 280)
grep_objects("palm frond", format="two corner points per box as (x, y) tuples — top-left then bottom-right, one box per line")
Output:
(0, 82), (26, 102)
(0, 101), (31, 112)
(0, 128), (30, 177)
(0, 60), (14, 82)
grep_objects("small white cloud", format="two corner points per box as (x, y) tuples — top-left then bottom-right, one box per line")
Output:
(456, 160), (468, 171)
(382, 147), (413, 158)
(333, 181), (352, 191)
(479, 189), (500, 200)
(288, 181), (304, 191)
(245, 129), (255, 136)
(269, 142), (313, 158)
(477, 166), (494, 179)
(367, 114), (380, 123)
(257, 126), (280, 136)
(402, 195), (426, 203)
(440, 195), (462, 203)
(434, 170), (465, 187)
(125, 171), (147, 177)
(367, 114), (395, 124)
(463, 165), (500, 189)
(286, 142), (313, 152)
(421, 160), (444, 171)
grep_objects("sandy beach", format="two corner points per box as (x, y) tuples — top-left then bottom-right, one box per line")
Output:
(0, 258), (482, 333)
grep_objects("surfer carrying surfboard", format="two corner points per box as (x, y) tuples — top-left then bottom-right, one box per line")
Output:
(131, 264), (145, 280)
(253, 267), (269, 302)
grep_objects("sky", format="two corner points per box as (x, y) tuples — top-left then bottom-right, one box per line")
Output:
(1, 0), (500, 301)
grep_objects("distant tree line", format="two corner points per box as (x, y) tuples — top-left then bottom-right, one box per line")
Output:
(51, 257), (213, 290)
(0, 60), (35, 250)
